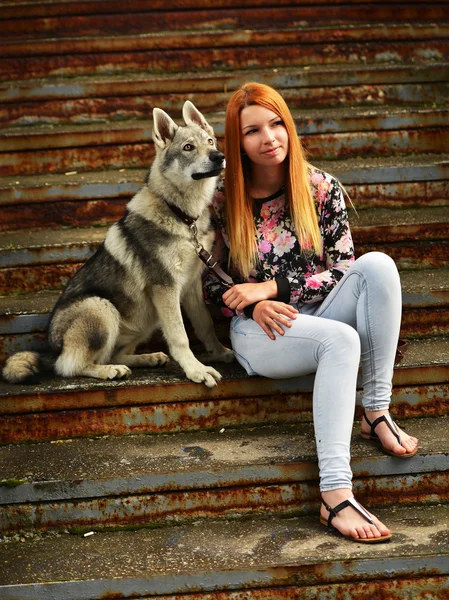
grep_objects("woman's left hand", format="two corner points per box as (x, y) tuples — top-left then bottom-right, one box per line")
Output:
(222, 281), (277, 311)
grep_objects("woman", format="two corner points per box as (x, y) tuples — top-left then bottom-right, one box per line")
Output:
(203, 82), (418, 542)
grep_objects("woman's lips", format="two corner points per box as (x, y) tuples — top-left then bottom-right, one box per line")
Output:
(263, 147), (280, 155)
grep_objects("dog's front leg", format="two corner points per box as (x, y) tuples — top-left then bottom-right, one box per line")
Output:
(182, 278), (234, 363)
(152, 285), (223, 387)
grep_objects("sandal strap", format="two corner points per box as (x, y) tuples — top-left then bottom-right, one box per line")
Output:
(364, 412), (402, 446)
(322, 497), (375, 527)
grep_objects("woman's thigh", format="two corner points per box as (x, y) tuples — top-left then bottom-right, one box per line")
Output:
(230, 313), (360, 379)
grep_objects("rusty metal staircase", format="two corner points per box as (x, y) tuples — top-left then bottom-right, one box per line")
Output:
(0, 1), (448, 598)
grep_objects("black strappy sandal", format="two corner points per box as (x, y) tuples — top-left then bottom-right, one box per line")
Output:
(361, 412), (418, 458)
(320, 497), (392, 543)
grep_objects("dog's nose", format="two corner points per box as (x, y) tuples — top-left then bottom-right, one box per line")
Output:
(209, 150), (225, 164)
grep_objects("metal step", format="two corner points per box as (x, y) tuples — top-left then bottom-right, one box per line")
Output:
(0, 339), (448, 444)
(0, 505), (447, 598)
(1, 154), (447, 213)
(5, 24), (449, 57)
(1, 35), (448, 83)
(1, 108), (448, 176)
(0, 268), (447, 361)
(1, 200), (448, 291)
(0, 417), (447, 532)
(1, 2), (447, 41)
(2, 63), (448, 123)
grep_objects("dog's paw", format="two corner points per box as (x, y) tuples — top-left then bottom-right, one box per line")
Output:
(186, 364), (222, 388)
(148, 352), (170, 366)
(105, 365), (132, 379)
(214, 347), (235, 363)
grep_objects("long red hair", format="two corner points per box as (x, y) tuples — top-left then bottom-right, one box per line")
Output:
(224, 82), (322, 277)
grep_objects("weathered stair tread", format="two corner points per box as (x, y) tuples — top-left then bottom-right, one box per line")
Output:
(0, 337), (449, 404)
(2, 61), (448, 104)
(1, 106), (448, 150)
(1, 205), (447, 265)
(0, 505), (447, 593)
(0, 268), (447, 331)
(0, 417), (446, 505)
(1, 154), (448, 208)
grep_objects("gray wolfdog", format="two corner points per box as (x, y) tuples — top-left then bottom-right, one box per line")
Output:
(3, 101), (234, 387)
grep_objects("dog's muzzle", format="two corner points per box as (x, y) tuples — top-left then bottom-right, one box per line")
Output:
(192, 151), (225, 180)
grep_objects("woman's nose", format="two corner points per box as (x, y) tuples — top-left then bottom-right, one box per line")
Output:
(262, 127), (275, 143)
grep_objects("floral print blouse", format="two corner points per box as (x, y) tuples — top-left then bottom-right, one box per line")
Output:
(203, 167), (355, 318)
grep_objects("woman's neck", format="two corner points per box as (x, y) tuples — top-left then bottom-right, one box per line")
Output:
(248, 163), (286, 199)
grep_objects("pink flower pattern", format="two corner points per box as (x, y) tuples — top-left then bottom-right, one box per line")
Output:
(203, 168), (355, 315)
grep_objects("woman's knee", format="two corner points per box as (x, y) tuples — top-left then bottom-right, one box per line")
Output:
(321, 321), (361, 365)
(353, 251), (399, 279)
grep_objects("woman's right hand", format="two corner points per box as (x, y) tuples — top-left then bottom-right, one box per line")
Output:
(252, 301), (299, 340)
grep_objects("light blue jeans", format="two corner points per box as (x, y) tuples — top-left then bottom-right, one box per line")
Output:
(229, 252), (402, 492)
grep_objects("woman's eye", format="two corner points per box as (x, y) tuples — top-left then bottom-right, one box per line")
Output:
(274, 120), (284, 126)
(183, 144), (194, 151)
(208, 138), (214, 145)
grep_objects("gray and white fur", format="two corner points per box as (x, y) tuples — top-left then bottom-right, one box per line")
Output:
(3, 102), (234, 387)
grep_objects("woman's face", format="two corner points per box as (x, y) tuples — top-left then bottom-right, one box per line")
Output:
(240, 104), (289, 168)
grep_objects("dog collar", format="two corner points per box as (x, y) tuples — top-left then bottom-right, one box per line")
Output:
(162, 198), (198, 226)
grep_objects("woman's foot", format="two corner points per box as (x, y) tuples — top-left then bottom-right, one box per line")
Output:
(321, 489), (391, 541)
(362, 410), (418, 457)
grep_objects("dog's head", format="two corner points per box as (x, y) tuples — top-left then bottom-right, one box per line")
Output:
(152, 102), (225, 183)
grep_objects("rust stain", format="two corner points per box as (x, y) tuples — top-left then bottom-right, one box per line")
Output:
(1, 40), (448, 83)
(0, 264), (84, 295)
(0, 199), (126, 231)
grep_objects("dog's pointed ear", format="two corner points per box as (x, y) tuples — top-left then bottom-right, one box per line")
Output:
(153, 108), (178, 149)
(182, 101), (215, 137)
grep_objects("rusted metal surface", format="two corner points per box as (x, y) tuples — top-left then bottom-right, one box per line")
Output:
(0, 170), (143, 206)
(4, 24), (449, 58)
(1, 379), (448, 444)
(0, 83), (446, 129)
(2, 241), (447, 295)
(60, 578), (449, 599)
(2, 62), (447, 105)
(4, 82), (449, 129)
(0, 0), (442, 20)
(2, 130), (447, 177)
(402, 308), (449, 338)
(1, 4), (447, 41)
(1, 470), (447, 532)
(0, 264), (83, 295)
(347, 180), (449, 209)
(1, 157), (446, 205)
(0, 418), (443, 503)
(0, 144), (153, 177)
(2, 181), (447, 231)
(0, 505), (447, 594)
(356, 241), (449, 270)
(1, 40), (448, 83)
(0, 198), (125, 231)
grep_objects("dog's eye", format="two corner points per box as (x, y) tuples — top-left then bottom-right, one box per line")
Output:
(208, 138), (214, 145)
(183, 144), (194, 151)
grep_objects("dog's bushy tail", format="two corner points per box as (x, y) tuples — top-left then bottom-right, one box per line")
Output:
(2, 351), (55, 384)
